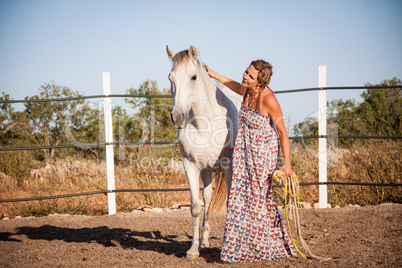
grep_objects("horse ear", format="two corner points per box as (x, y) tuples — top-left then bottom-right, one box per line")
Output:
(189, 45), (198, 61)
(166, 45), (176, 61)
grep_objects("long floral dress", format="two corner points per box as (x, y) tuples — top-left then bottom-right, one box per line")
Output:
(220, 101), (296, 263)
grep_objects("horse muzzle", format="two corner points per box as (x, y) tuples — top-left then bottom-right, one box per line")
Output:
(171, 110), (188, 129)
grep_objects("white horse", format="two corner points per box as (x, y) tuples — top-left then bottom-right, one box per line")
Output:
(166, 45), (242, 258)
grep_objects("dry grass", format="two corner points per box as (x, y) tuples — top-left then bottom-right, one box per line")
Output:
(0, 146), (189, 217)
(330, 139), (402, 206)
(277, 139), (402, 207)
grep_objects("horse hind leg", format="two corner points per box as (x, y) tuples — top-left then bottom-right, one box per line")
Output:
(200, 171), (213, 248)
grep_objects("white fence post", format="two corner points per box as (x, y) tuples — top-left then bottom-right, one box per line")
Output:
(103, 72), (116, 215)
(318, 66), (328, 209)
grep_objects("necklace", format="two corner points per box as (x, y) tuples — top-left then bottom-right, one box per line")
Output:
(246, 87), (263, 107)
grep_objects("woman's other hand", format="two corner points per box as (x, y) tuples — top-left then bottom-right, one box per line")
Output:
(279, 162), (293, 178)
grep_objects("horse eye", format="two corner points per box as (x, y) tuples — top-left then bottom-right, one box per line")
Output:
(191, 75), (197, 81)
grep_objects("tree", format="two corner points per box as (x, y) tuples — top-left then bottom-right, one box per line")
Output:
(0, 92), (31, 147)
(293, 77), (401, 146)
(327, 99), (358, 136)
(24, 82), (92, 161)
(0, 93), (34, 178)
(125, 80), (176, 144)
(124, 80), (178, 162)
(0, 93), (28, 136)
(66, 102), (105, 161)
(356, 77), (401, 136)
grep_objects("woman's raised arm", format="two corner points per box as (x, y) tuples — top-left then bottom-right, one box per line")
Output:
(205, 65), (247, 96)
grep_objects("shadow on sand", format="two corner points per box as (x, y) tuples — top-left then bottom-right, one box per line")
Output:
(0, 225), (221, 262)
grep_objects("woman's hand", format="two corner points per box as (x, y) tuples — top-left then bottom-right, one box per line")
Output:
(207, 69), (220, 80)
(203, 64), (220, 80)
(279, 162), (293, 178)
(203, 64), (246, 96)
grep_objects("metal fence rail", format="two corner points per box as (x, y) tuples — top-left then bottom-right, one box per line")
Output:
(1, 181), (401, 204)
(1, 85), (399, 104)
(1, 135), (402, 152)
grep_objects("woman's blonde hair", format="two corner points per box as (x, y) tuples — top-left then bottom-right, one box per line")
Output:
(251, 59), (273, 87)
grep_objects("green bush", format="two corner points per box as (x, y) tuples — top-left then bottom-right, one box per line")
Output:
(0, 150), (32, 183)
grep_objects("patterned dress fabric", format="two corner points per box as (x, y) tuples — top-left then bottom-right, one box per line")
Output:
(220, 104), (296, 263)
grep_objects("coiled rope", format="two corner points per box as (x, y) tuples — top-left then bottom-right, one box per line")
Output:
(273, 170), (332, 261)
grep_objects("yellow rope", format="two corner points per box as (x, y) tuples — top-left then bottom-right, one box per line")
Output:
(273, 170), (332, 261)
(274, 171), (307, 259)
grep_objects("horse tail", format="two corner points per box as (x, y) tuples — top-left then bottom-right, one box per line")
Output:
(209, 172), (227, 214)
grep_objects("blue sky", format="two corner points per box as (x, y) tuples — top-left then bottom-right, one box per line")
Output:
(1, 0), (401, 127)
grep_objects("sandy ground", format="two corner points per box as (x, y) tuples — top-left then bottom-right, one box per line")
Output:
(0, 204), (401, 267)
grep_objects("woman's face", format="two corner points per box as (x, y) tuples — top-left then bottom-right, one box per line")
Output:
(242, 65), (260, 89)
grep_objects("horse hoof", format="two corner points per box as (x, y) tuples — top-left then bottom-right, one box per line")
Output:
(186, 252), (199, 259)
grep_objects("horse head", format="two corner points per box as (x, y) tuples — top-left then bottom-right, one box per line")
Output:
(166, 44), (203, 129)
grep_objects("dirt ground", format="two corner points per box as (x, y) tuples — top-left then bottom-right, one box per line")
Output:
(0, 203), (401, 267)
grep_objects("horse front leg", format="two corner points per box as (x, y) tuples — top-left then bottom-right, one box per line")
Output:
(182, 158), (202, 259)
(200, 171), (213, 248)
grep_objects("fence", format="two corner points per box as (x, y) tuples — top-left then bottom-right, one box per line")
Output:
(1, 69), (401, 214)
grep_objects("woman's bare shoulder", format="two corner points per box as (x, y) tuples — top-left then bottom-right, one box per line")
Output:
(262, 88), (279, 107)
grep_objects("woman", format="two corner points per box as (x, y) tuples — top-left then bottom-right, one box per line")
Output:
(206, 60), (297, 263)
